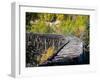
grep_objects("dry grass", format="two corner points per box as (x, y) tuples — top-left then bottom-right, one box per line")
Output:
(39, 47), (55, 65)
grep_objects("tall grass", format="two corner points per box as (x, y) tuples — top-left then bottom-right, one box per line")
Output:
(26, 13), (89, 38)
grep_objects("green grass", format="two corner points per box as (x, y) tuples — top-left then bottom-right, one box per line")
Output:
(26, 13), (89, 38)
